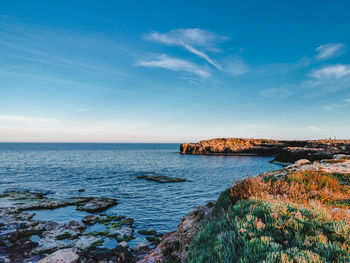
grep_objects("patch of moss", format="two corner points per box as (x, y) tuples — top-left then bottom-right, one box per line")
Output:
(85, 231), (109, 237)
(92, 215), (126, 224)
(116, 235), (134, 242)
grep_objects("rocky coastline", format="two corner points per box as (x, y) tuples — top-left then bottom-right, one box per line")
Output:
(1, 139), (349, 262)
(180, 138), (350, 163)
(0, 192), (162, 263)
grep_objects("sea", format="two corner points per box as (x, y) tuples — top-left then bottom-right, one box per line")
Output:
(0, 143), (280, 246)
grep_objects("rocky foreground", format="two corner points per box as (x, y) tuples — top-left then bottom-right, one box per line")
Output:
(0, 192), (163, 263)
(180, 138), (350, 163)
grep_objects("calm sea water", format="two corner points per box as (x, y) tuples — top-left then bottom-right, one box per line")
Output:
(0, 143), (279, 245)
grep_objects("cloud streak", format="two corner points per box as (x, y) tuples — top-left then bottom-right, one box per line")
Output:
(145, 28), (223, 69)
(309, 64), (350, 79)
(223, 57), (250, 76)
(316, 43), (345, 60)
(300, 64), (350, 93)
(136, 54), (211, 78)
(0, 115), (57, 124)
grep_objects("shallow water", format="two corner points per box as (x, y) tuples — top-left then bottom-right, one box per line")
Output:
(0, 143), (279, 246)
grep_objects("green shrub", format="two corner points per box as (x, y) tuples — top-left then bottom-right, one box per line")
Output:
(215, 188), (231, 211)
(188, 199), (350, 263)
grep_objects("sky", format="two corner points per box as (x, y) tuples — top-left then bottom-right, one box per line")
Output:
(1, 0), (350, 142)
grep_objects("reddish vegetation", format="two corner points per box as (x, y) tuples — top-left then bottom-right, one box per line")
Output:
(230, 169), (350, 221)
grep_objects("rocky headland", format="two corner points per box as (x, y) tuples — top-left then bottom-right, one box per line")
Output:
(180, 138), (350, 163)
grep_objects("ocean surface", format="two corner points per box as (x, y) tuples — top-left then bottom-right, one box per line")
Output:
(0, 143), (279, 246)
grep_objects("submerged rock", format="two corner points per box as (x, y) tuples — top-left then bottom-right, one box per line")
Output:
(137, 175), (186, 183)
(38, 248), (79, 263)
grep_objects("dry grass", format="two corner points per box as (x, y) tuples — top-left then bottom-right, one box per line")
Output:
(230, 170), (350, 221)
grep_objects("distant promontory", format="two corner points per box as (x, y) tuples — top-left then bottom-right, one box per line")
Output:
(180, 138), (350, 163)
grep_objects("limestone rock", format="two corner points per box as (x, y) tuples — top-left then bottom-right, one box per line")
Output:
(73, 235), (102, 250)
(38, 248), (79, 263)
(295, 159), (311, 165)
(77, 198), (117, 212)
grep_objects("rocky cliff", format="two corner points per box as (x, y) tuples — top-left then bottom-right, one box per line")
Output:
(180, 138), (350, 163)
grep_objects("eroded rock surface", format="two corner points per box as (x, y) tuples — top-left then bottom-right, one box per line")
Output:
(0, 191), (127, 262)
(77, 198), (117, 213)
(38, 248), (79, 263)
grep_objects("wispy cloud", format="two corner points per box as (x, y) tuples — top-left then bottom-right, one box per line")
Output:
(309, 64), (350, 79)
(77, 108), (89, 112)
(0, 22), (132, 81)
(136, 54), (211, 78)
(145, 28), (224, 69)
(259, 64), (350, 98)
(316, 43), (345, 60)
(255, 57), (311, 76)
(223, 57), (250, 76)
(301, 64), (350, 93)
(259, 86), (294, 98)
(322, 98), (350, 110)
(0, 115), (57, 124)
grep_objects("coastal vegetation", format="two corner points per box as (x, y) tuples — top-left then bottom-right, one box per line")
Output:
(188, 167), (350, 262)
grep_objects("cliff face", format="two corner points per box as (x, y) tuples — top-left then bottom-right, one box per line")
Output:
(180, 138), (350, 163)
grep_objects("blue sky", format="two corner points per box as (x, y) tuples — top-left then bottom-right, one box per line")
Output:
(1, 0), (350, 142)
